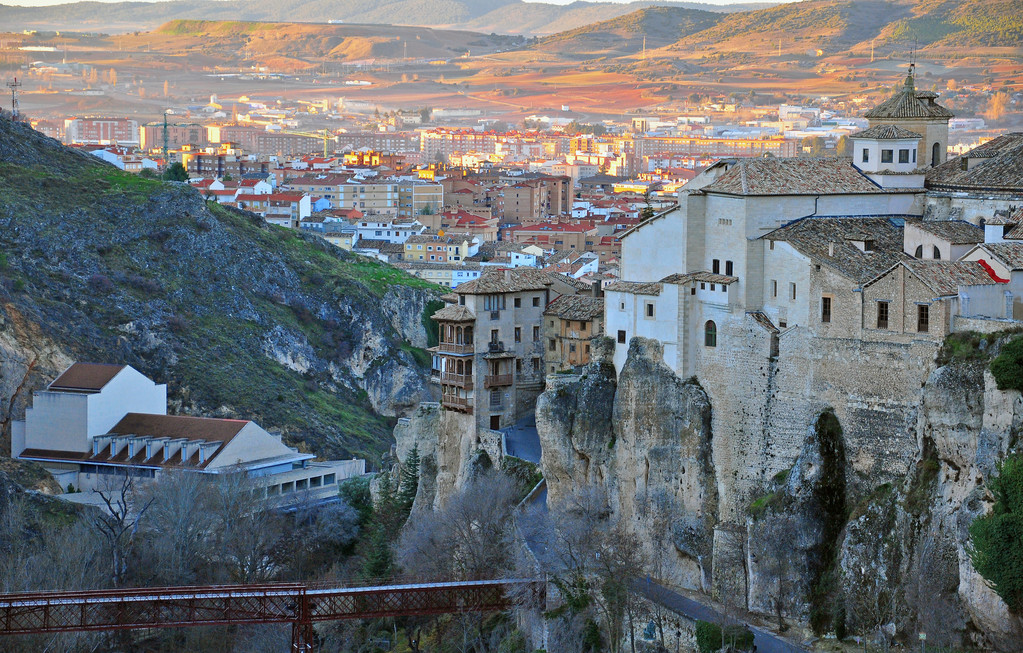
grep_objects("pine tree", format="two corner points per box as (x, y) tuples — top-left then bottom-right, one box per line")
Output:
(362, 472), (399, 580)
(398, 445), (420, 514)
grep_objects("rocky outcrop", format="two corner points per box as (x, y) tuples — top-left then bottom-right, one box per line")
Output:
(538, 337), (717, 589)
(0, 115), (439, 462)
(537, 330), (1023, 650)
(837, 360), (1023, 650)
(393, 401), (495, 510)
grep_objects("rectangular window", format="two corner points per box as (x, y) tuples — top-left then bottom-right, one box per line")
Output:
(532, 296), (540, 307)
(917, 304), (930, 333)
(725, 260), (733, 276)
(712, 259), (720, 274)
(771, 280), (778, 298)
(533, 326), (540, 340)
(862, 149), (869, 163)
(645, 303), (655, 318)
(790, 282), (797, 300)
(898, 149), (910, 164)
(577, 321), (585, 330)
(491, 329), (499, 343)
(514, 297), (521, 308)
(877, 301), (889, 329)
(821, 296), (832, 323)
(617, 330), (627, 344)
(569, 343), (576, 353)
(881, 149), (894, 163)
(549, 338), (556, 351)
(514, 327), (521, 343)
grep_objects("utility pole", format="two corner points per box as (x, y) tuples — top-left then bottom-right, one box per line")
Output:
(162, 111), (169, 161)
(7, 77), (21, 119)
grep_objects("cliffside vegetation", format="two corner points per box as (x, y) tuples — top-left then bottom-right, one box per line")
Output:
(969, 454), (1023, 614)
(0, 116), (440, 463)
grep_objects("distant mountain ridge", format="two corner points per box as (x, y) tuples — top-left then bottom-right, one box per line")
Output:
(0, 0), (772, 35)
(533, 0), (1023, 58)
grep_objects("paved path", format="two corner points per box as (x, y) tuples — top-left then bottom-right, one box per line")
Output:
(632, 580), (808, 653)
(503, 415), (541, 463)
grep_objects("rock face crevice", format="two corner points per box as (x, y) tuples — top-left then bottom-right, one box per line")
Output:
(536, 333), (1023, 650)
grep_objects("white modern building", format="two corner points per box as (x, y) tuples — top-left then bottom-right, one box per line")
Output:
(12, 363), (364, 504)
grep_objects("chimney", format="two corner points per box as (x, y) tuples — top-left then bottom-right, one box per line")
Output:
(504, 269), (512, 282)
(828, 242), (834, 257)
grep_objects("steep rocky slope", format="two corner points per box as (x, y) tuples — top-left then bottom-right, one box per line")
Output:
(0, 116), (440, 463)
(537, 335), (1023, 650)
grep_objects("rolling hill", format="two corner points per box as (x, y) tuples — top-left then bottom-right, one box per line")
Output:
(0, 0), (770, 35)
(147, 19), (516, 65)
(535, 6), (722, 58)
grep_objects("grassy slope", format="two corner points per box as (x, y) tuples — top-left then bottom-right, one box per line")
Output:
(535, 6), (722, 57)
(0, 122), (440, 463)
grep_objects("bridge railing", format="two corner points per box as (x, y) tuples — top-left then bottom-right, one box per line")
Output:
(0, 578), (545, 638)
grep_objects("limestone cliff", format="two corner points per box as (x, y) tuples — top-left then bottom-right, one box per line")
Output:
(0, 115), (440, 463)
(538, 337), (717, 590)
(536, 333), (1023, 650)
(393, 402), (502, 510)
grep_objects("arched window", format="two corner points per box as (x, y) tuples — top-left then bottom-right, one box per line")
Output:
(704, 320), (717, 347)
(931, 142), (941, 167)
(914, 245), (924, 258)
(933, 246), (941, 260)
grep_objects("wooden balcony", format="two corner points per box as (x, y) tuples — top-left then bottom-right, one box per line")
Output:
(440, 372), (473, 389)
(441, 396), (473, 414)
(436, 342), (474, 355)
(483, 374), (513, 389)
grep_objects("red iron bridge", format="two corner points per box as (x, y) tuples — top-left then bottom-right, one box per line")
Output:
(0, 578), (545, 650)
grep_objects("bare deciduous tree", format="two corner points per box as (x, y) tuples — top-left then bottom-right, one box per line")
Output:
(528, 486), (647, 653)
(396, 472), (519, 582)
(92, 472), (154, 587)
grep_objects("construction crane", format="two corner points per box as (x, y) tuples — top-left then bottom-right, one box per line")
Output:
(6, 77), (21, 120)
(282, 128), (336, 158)
(141, 112), (201, 161)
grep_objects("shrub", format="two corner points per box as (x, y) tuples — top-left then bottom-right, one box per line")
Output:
(167, 314), (188, 334)
(695, 621), (722, 653)
(87, 274), (113, 293)
(990, 337), (1023, 392)
(969, 454), (1023, 613)
(697, 621), (754, 652)
(128, 274), (161, 294)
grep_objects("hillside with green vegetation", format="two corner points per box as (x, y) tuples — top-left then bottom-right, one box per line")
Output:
(0, 115), (441, 464)
(532, 0), (1022, 61)
(878, 0), (1023, 48)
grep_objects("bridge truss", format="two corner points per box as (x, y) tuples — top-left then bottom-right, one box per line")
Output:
(0, 578), (544, 651)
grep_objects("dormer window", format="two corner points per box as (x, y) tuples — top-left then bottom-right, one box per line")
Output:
(862, 149), (869, 163)
(881, 150), (894, 164)
(899, 149), (910, 164)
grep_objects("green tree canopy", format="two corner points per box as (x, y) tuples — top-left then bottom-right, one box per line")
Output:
(162, 162), (188, 181)
(970, 454), (1023, 613)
